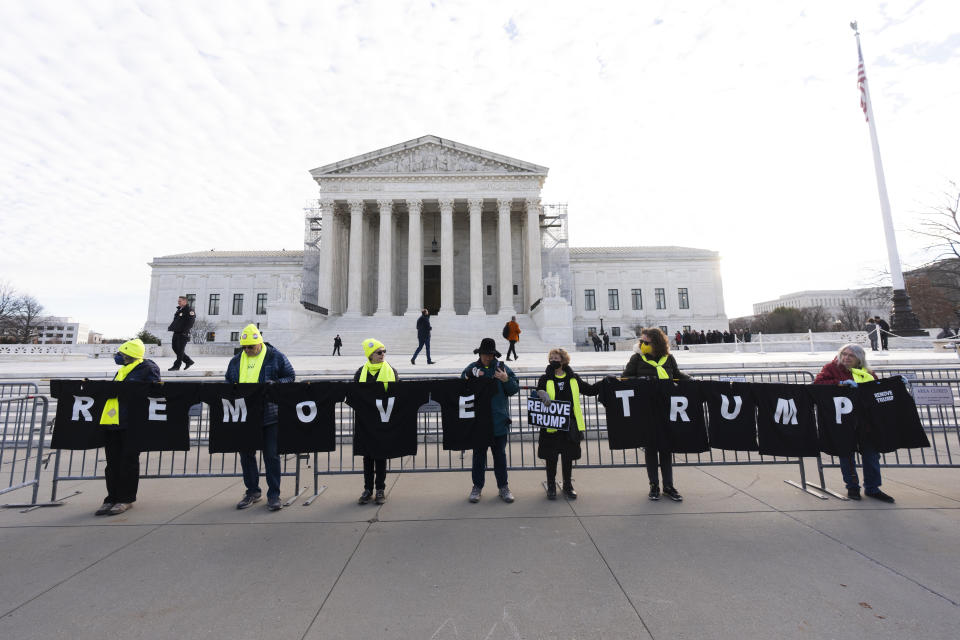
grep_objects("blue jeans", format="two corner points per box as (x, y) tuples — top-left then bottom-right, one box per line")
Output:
(239, 422), (281, 500)
(472, 434), (508, 489)
(412, 336), (431, 362)
(838, 449), (882, 493)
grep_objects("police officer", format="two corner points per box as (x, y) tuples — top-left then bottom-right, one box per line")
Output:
(167, 295), (196, 371)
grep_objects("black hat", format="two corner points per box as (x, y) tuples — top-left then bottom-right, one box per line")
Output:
(473, 337), (501, 358)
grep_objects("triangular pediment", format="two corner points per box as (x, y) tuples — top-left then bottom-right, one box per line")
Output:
(309, 135), (548, 177)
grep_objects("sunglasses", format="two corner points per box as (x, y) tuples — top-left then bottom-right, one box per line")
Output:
(374, 349), (386, 355)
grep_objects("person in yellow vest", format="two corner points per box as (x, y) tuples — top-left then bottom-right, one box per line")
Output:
(226, 324), (295, 511)
(622, 327), (691, 502)
(354, 338), (399, 505)
(536, 348), (599, 499)
(96, 339), (161, 516)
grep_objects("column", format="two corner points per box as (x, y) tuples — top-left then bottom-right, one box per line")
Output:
(497, 198), (515, 315)
(468, 198), (484, 315)
(345, 199), (364, 316)
(317, 199), (336, 312)
(375, 199), (394, 316)
(405, 199), (423, 315)
(525, 197), (543, 311)
(439, 197), (455, 314)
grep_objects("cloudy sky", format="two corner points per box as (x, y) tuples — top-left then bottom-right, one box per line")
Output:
(1, 0), (958, 337)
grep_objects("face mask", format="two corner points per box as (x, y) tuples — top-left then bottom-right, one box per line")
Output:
(549, 360), (562, 368)
(640, 342), (653, 355)
(114, 353), (126, 365)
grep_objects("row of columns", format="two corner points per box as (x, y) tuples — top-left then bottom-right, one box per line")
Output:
(327, 197), (542, 317)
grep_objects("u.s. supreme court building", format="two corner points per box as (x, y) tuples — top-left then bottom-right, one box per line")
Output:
(144, 136), (728, 354)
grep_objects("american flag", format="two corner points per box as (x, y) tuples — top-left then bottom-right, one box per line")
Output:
(857, 41), (869, 122)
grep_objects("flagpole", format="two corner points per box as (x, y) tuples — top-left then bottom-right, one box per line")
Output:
(850, 21), (924, 336)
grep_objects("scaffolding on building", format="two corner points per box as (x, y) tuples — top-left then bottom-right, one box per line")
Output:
(540, 203), (573, 303)
(301, 200), (322, 309)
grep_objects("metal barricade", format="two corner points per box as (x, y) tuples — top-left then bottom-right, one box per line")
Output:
(49, 403), (308, 506)
(0, 393), (52, 510)
(0, 381), (39, 399)
(304, 370), (827, 502)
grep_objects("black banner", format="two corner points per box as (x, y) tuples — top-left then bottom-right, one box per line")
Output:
(598, 378), (656, 450)
(49, 380), (111, 450)
(857, 378), (930, 453)
(200, 383), (265, 453)
(119, 382), (196, 452)
(273, 382), (347, 454)
(430, 378), (496, 451)
(701, 381), (758, 452)
(807, 385), (859, 457)
(655, 380), (710, 454)
(754, 383), (819, 457)
(346, 381), (432, 459)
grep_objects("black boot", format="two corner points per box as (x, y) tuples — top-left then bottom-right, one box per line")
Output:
(562, 482), (577, 500)
(546, 483), (557, 500)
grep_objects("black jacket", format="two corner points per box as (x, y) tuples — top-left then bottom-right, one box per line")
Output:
(113, 359), (162, 430)
(167, 305), (196, 334)
(416, 314), (431, 339)
(622, 350), (690, 380)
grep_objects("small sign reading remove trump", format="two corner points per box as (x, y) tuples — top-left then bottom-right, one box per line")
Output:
(527, 397), (572, 431)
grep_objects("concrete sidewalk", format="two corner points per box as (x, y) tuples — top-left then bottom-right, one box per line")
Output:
(1, 465), (958, 639)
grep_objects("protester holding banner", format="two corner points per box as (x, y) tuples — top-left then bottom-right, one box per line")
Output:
(462, 338), (519, 503)
(813, 343), (894, 503)
(535, 349), (599, 499)
(621, 327), (690, 501)
(226, 325), (295, 511)
(354, 338), (398, 505)
(96, 339), (161, 516)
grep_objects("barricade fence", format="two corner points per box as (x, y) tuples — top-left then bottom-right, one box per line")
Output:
(34, 367), (960, 508)
(0, 388), (50, 509)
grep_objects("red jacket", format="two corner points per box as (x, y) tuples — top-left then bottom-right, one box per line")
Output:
(813, 359), (875, 385)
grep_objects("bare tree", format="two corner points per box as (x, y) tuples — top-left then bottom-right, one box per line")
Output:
(837, 302), (869, 331)
(12, 295), (44, 343)
(190, 318), (217, 344)
(799, 306), (830, 332)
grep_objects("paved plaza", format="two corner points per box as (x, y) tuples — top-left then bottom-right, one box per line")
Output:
(1, 464), (959, 639)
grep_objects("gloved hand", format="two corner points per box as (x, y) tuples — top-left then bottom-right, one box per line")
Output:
(537, 389), (552, 404)
(839, 379), (857, 388)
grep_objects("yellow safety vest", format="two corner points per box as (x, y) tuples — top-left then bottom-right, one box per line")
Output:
(640, 354), (670, 379)
(359, 361), (396, 390)
(239, 345), (268, 383)
(544, 373), (585, 434)
(100, 359), (142, 425)
(850, 367), (874, 383)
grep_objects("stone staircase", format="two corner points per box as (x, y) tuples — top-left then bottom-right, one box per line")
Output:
(279, 312), (558, 357)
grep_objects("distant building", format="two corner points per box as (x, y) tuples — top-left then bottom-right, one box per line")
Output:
(32, 317), (93, 344)
(752, 289), (889, 319)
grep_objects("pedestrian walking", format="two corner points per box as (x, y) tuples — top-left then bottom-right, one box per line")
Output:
(355, 338), (397, 505)
(462, 338), (519, 503)
(167, 295), (195, 371)
(622, 327), (691, 502)
(865, 318), (879, 351)
(602, 331), (610, 352)
(94, 339), (161, 516)
(411, 309), (435, 365)
(332, 334), (342, 356)
(226, 324), (296, 512)
(875, 317), (890, 350)
(504, 315), (521, 361)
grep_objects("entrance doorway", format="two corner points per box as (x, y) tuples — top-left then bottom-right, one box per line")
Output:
(423, 265), (441, 315)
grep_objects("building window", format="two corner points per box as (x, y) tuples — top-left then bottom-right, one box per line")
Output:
(584, 289), (596, 311)
(655, 288), (666, 310)
(256, 293), (268, 315)
(185, 294), (196, 308)
(206, 332), (216, 342)
(612, 327), (621, 337)
(608, 289), (620, 310)
(513, 284), (518, 295)
(230, 331), (239, 342)
(587, 326), (597, 337)
(232, 294), (244, 315)
(683, 325), (691, 332)
(486, 285), (492, 296)
(659, 325), (668, 334)
(631, 289), (642, 310)
(678, 288), (689, 309)
(208, 293), (220, 316)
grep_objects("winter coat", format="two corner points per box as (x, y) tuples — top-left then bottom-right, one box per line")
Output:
(416, 314), (432, 339)
(622, 343), (691, 380)
(813, 358), (876, 385)
(535, 365), (599, 459)
(506, 321), (521, 342)
(167, 305), (195, 335)
(461, 359), (519, 437)
(225, 343), (295, 425)
(110, 359), (161, 430)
